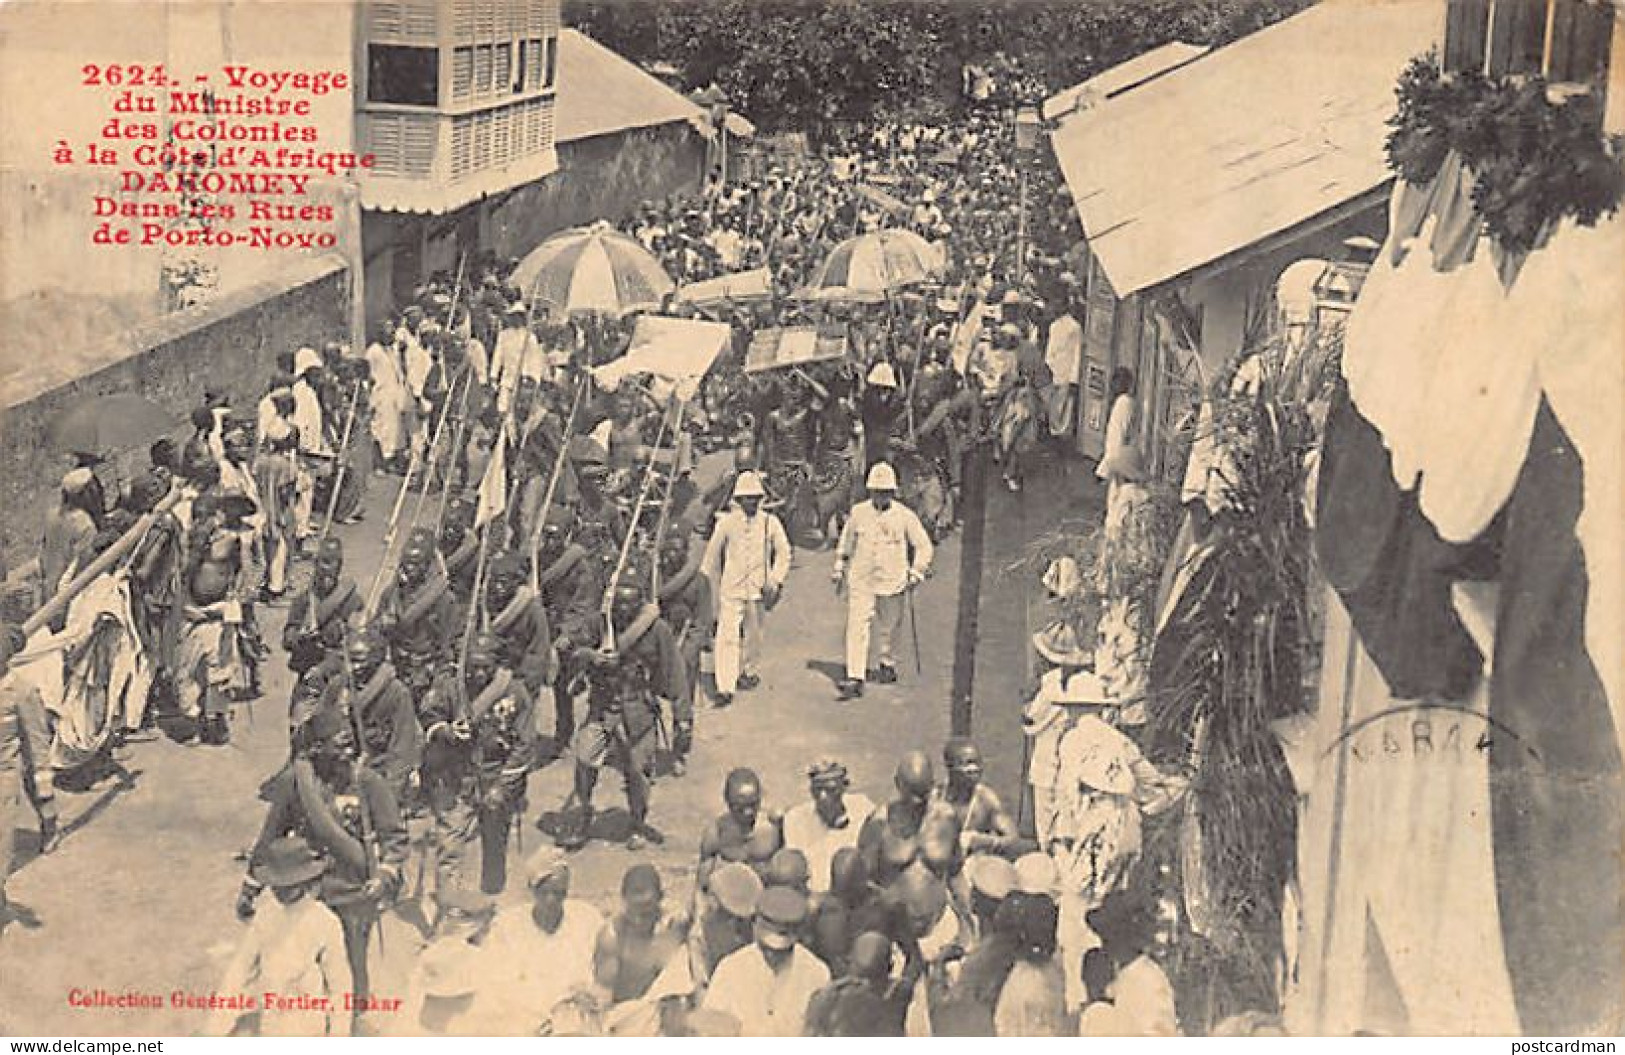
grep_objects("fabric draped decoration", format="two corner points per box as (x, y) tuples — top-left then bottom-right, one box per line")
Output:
(1305, 164), (1625, 1033)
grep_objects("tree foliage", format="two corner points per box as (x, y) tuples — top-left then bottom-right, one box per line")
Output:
(566, 0), (1316, 130)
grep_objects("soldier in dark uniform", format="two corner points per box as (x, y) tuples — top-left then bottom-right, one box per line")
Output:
(534, 516), (602, 759)
(437, 495), (481, 607)
(482, 551), (554, 704)
(375, 527), (455, 705)
(419, 634), (536, 899)
(655, 532), (710, 775)
(344, 632), (423, 807)
(238, 704), (408, 1010)
(555, 583), (688, 852)
(282, 537), (360, 679)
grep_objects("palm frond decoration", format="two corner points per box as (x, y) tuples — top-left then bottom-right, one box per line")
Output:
(1142, 324), (1340, 1025)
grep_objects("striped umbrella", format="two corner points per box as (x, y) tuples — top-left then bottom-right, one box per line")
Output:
(510, 221), (675, 317)
(798, 228), (944, 302)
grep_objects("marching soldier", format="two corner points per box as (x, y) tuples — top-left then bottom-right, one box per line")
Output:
(437, 495), (481, 607)
(555, 583), (688, 852)
(375, 526), (455, 704)
(344, 632), (424, 807)
(482, 551), (555, 704)
(282, 537), (361, 679)
(420, 634), (536, 899)
(238, 703), (408, 1011)
(535, 515), (604, 759)
(654, 532), (710, 774)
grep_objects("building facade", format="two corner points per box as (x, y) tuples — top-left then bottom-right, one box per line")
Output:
(356, 0), (562, 317)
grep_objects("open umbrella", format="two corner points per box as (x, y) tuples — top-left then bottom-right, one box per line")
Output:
(510, 221), (675, 317)
(797, 228), (943, 303)
(47, 393), (175, 455)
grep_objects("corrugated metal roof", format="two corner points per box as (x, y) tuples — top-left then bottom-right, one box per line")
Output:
(360, 147), (559, 215)
(1041, 42), (1210, 121)
(555, 29), (709, 144)
(1050, 0), (1438, 297)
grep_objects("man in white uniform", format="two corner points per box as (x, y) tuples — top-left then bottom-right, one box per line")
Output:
(290, 346), (331, 543)
(832, 462), (933, 700)
(701, 471), (790, 707)
(491, 301), (548, 415)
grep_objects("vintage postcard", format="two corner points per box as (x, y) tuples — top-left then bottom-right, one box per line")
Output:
(0, 0), (1621, 1039)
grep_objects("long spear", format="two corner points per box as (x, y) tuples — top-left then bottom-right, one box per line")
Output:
(301, 379), (363, 636)
(647, 396), (690, 601)
(526, 373), (590, 594)
(601, 401), (672, 652)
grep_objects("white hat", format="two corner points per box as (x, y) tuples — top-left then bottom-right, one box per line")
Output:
(866, 362), (898, 388)
(1013, 852), (1058, 896)
(293, 346), (322, 375)
(1042, 556), (1082, 601)
(732, 470), (766, 499)
(1032, 620), (1092, 667)
(865, 462), (899, 491)
(61, 467), (95, 494)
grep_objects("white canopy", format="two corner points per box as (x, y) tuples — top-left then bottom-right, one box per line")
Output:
(591, 315), (731, 402)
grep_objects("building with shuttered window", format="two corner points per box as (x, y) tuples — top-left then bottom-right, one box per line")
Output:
(355, 0), (563, 316)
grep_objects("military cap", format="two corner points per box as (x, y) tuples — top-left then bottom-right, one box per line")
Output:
(317, 537), (344, 561)
(757, 885), (808, 928)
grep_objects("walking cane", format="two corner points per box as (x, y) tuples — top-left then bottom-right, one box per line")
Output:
(905, 580), (923, 676)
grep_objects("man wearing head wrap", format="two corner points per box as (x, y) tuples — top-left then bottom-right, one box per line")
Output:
(701, 884), (829, 1036)
(482, 846), (605, 1033)
(783, 759), (875, 895)
(40, 468), (99, 600)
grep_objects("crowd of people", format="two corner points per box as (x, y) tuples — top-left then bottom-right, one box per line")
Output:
(0, 95), (1207, 1037)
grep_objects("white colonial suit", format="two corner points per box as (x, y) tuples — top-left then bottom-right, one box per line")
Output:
(701, 504), (791, 695)
(835, 497), (933, 680)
